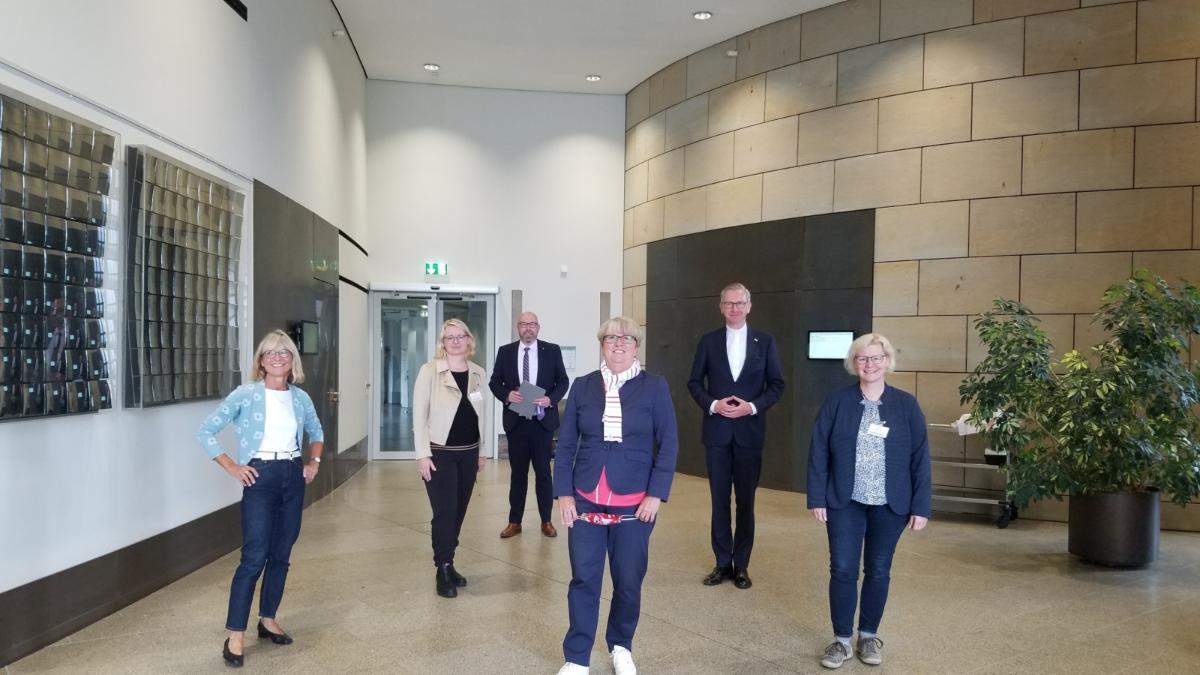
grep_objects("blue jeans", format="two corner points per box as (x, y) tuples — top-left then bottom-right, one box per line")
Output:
(225, 458), (305, 631)
(826, 500), (908, 638)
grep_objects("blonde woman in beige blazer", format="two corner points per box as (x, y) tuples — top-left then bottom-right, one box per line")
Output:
(412, 318), (488, 598)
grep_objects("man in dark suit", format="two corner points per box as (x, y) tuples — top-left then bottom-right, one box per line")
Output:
(490, 311), (571, 538)
(687, 283), (786, 589)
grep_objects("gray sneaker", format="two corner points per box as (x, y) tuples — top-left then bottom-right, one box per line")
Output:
(856, 636), (883, 666)
(820, 641), (852, 669)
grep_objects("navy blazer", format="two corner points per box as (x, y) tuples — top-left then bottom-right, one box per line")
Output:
(686, 326), (786, 448)
(553, 370), (679, 501)
(806, 383), (932, 518)
(489, 340), (571, 432)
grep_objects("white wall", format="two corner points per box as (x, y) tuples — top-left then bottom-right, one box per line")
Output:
(0, 0), (367, 591)
(338, 241), (370, 452)
(366, 81), (625, 378)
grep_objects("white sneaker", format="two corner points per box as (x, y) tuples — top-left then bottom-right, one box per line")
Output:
(555, 663), (588, 675)
(611, 645), (637, 675)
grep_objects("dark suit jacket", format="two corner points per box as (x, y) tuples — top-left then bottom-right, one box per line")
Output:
(489, 339), (570, 432)
(553, 370), (678, 501)
(806, 383), (932, 518)
(686, 326), (786, 448)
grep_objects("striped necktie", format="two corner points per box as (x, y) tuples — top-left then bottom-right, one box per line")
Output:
(522, 346), (530, 383)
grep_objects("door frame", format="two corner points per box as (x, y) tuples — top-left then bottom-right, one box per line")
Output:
(368, 283), (499, 461)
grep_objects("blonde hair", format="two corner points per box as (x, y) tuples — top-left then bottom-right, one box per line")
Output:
(251, 329), (305, 383)
(435, 318), (476, 358)
(720, 282), (751, 303)
(845, 333), (896, 376)
(596, 316), (643, 345)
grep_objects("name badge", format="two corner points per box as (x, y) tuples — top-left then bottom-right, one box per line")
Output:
(468, 391), (483, 402)
(867, 423), (889, 438)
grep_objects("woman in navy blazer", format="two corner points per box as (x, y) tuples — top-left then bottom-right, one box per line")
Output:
(553, 317), (678, 675)
(807, 333), (930, 670)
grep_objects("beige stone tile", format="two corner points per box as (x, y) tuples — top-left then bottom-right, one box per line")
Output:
(1023, 128), (1134, 193)
(622, 286), (635, 322)
(1081, 0), (1128, 4)
(969, 193), (1076, 256)
(881, 0), (973, 40)
(631, 198), (665, 246)
(626, 78), (650, 129)
(975, 0), (1079, 22)
(624, 162), (647, 209)
(649, 59), (687, 116)
(1080, 60), (1197, 129)
(627, 285), (647, 325)
(683, 132), (734, 189)
(1134, 123), (1200, 187)
(922, 138), (1022, 201)
(686, 39), (737, 98)
(874, 261), (920, 315)
(623, 244), (647, 287)
(761, 162), (835, 220)
(972, 71), (1079, 139)
(836, 36), (925, 104)
(1077, 188), (1193, 251)
(1133, 250), (1200, 285)
(764, 55), (837, 120)
(872, 315), (968, 371)
(623, 208), (635, 248)
(734, 116), (798, 177)
(796, 100), (878, 165)
(925, 18), (1024, 88)
(833, 149), (922, 211)
(1074, 311), (1112, 358)
(1020, 252), (1131, 313)
(735, 15), (802, 80)
(879, 85), (972, 151)
(647, 147), (684, 201)
(706, 175), (763, 230)
(875, 201), (970, 261)
(1196, 187), (1199, 247)
(917, 371), (972, 427)
(802, 0), (880, 60)
(708, 74), (765, 136)
(1137, 0), (1200, 62)
(919, 255), (1022, 315)
(664, 94), (709, 152)
(887, 370), (918, 393)
(663, 186), (707, 238)
(967, 313), (1075, 370)
(624, 127), (636, 170)
(630, 111), (665, 167)
(1025, 4), (1136, 74)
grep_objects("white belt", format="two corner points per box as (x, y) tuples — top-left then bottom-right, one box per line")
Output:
(253, 450), (300, 461)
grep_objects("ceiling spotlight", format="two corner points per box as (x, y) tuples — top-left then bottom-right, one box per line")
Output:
(332, 29), (346, 38)
(423, 63), (440, 72)
(585, 74), (602, 82)
(693, 10), (713, 20)
(726, 49), (739, 57)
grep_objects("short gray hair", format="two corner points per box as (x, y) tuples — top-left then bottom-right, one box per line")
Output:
(596, 316), (643, 345)
(720, 282), (751, 302)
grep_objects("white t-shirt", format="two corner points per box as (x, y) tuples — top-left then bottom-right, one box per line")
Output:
(257, 388), (298, 456)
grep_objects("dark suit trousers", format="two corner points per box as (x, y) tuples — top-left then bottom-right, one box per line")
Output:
(506, 419), (554, 524)
(706, 438), (763, 570)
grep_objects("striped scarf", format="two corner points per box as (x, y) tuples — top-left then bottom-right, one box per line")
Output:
(600, 359), (641, 442)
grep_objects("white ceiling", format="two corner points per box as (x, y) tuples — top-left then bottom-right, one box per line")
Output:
(334, 1), (842, 95)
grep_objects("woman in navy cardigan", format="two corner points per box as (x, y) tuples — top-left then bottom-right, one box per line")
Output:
(553, 317), (678, 675)
(807, 333), (930, 670)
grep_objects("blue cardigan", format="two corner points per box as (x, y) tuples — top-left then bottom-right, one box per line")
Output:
(806, 382), (932, 518)
(197, 382), (324, 465)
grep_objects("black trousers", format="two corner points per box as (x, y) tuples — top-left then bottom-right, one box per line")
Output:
(425, 448), (477, 566)
(506, 420), (554, 524)
(706, 439), (763, 570)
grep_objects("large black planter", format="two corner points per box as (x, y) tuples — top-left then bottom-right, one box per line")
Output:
(1068, 490), (1160, 567)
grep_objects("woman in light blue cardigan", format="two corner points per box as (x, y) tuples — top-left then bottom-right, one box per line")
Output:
(197, 330), (323, 668)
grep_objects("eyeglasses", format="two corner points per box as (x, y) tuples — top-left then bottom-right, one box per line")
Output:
(517, 321), (539, 328)
(854, 355), (888, 365)
(602, 335), (637, 345)
(720, 301), (748, 309)
(443, 334), (470, 343)
(262, 349), (293, 360)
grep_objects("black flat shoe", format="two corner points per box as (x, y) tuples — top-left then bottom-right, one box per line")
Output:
(436, 565), (458, 598)
(733, 568), (753, 589)
(222, 638), (244, 668)
(257, 621), (294, 645)
(703, 564), (734, 586)
(446, 563), (468, 588)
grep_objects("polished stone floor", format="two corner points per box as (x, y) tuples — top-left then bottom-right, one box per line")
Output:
(10, 461), (1200, 674)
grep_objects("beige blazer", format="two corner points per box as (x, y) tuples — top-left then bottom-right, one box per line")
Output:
(412, 358), (488, 459)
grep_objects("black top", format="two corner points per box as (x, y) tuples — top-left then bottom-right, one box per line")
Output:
(444, 370), (480, 447)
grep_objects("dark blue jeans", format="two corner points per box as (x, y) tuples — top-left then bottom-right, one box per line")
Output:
(826, 500), (908, 638)
(225, 458), (305, 631)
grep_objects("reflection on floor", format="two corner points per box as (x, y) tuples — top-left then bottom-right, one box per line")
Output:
(11, 462), (1200, 674)
(378, 403), (414, 454)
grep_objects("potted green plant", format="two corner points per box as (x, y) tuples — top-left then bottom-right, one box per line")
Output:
(960, 270), (1200, 567)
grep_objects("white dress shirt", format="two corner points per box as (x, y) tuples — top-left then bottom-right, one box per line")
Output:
(708, 325), (757, 416)
(518, 340), (539, 385)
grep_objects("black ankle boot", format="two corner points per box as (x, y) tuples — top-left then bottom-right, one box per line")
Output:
(446, 563), (467, 587)
(436, 564), (458, 598)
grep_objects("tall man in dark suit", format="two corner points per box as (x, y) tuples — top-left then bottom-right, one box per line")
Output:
(490, 311), (571, 539)
(687, 283), (786, 589)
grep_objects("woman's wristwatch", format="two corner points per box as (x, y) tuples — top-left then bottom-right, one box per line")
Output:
(310, 456), (321, 463)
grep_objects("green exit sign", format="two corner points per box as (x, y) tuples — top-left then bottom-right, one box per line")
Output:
(424, 261), (449, 276)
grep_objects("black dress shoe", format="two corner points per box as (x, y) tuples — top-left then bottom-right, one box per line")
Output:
(733, 568), (753, 589)
(222, 638), (244, 668)
(446, 563), (468, 587)
(702, 564), (734, 586)
(257, 620), (294, 645)
(436, 564), (458, 598)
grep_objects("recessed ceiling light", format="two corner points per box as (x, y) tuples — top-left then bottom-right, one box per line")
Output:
(693, 10), (713, 20)
(726, 49), (739, 57)
(585, 74), (602, 82)
(332, 29), (346, 38)
(423, 63), (440, 72)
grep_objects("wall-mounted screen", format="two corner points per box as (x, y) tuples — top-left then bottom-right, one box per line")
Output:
(295, 320), (318, 355)
(808, 331), (854, 360)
